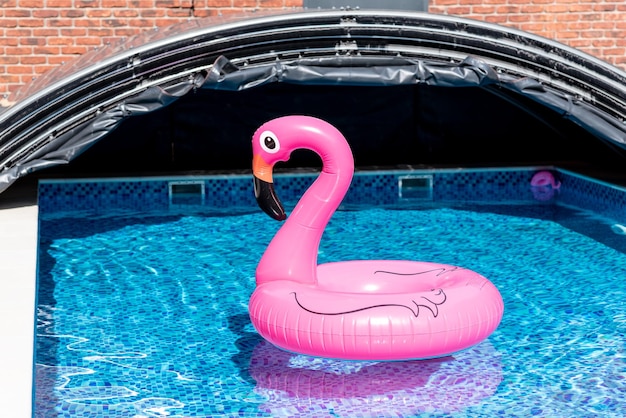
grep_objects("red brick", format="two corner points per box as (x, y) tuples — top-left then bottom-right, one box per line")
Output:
(32, 10), (59, 18)
(446, 6), (471, 15)
(34, 46), (60, 54)
(580, 13), (603, 21)
(75, 0), (100, 6)
(569, 4), (595, 13)
(6, 28), (32, 37)
(114, 9), (140, 17)
(33, 64), (57, 74)
(432, 0), (460, 5)
(48, 19), (73, 27)
(59, 9), (86, 18)
(60, 28), (87, 36)
(592, 39), (615, 47)
(0, 19), (19, 28)
(156, 0), (192, 7)
(484, 15), (507, 24)
(0, 36), (19, 46)
(496, 5), (521, 14)
(232, 0), (258, 6)
(150, 18), (181, 26)
(206, 0), (231, 6)
(471, 6), (496, 14)
(593, 4), (615, 12)
(114, 28), (139, 36)
(128, 18), (156, 27)
(580, 30), (604, 39)
(167, 9), (192, 17)
(75, 36), (102, 45)
(129, 0), (156, 7)
(519, 23), (546, 33)
(554, 13), (581, 22)
(591, 21), (616, 30)
(520, 5), (543, 13)
(61, 45), (89, 54)
(46, 0), (72, 6)
(5, 9), (31, 17)
(19, 37), (46, 45)
(7, 64), (35, 74)
(102, 0), (127, 6)
(102, 18), (127, 27)
(508, 14), (532, 23)
(48, 36), (74, 45)
(567, 22), (592, 31)
(75, 18), (102, 27)
(88, 28), (114, 36)
(18, 0), (44, 6)
(48, 55), (70, 64)
(141, 9), (166, 18)
(0, 74), (21, 82)
(0, 55), (19, 64)
(603, 47), (625, 56)
(556, 31), (581, 40)
(21, 55), (46, 64)
(568, 39), (592, 48)
(87, 9), (113, 17)
(192, 9), (216, 18)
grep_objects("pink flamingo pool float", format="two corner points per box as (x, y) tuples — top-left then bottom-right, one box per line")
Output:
(250, 115), (504, 360)
(530, 170), (561, 201)
(530, 170), (561, 189)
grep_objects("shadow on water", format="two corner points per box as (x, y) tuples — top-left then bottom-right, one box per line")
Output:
(33, 246), (60, 413)
(40, 212), (230, 240)
(390, 201), (626, 255)
(228, 313), (264, 386)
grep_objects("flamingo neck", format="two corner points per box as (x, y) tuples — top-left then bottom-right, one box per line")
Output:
(256, 141), (354, 286)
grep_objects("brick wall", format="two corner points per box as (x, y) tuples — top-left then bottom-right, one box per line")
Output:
(430, 0), (626, 70)
(1, 0), (625, 101)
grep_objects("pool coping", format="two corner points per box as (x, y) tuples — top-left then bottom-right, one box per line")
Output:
(0, 204), (37, 416)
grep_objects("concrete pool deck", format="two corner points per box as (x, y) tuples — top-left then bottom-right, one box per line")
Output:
(0, 178), (38, 416)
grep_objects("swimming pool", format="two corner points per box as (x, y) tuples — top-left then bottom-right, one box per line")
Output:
(35, 168), (626, 417)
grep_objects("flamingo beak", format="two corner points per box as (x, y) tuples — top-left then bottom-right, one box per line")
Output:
(253, 154), (286, 221)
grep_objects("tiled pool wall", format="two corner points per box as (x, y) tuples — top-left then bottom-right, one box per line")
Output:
(38, 168), (626, 218)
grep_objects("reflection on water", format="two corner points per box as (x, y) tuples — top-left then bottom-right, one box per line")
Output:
(249, 340), (503, 416)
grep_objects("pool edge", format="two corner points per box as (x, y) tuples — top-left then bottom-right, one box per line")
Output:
(0, 204), (37, 417)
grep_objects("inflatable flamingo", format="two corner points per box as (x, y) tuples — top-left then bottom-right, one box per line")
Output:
(250, 115), (504, 360)
(530, 170), (561, 189)
(530, 170), (561, 201)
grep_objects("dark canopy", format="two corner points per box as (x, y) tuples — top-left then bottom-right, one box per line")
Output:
(1, 10), (625, 193)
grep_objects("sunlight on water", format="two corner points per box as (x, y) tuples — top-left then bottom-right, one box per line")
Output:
(36, 205), (626, 417)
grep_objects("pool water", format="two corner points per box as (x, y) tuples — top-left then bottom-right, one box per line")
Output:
(36, 201), (626, 417)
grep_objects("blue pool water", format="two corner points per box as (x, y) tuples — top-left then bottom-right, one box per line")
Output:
(35, 173), (626, 417)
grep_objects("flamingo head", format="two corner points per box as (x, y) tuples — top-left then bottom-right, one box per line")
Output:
(251, 116), (309, 221)
(252, 115), (351, 221)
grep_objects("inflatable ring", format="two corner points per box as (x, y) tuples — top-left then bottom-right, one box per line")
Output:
(250, 115), (504, 360)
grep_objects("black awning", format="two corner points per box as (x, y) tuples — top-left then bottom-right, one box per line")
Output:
(1, 10), (625, 192)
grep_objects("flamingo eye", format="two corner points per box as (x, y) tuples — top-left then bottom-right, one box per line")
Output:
(259, 131), (280, 154)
